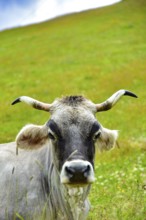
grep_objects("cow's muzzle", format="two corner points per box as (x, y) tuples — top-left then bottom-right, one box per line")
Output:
(60, 160), (95, 186)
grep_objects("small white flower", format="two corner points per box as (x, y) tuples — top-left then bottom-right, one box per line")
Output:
(133, 167), (138, 172)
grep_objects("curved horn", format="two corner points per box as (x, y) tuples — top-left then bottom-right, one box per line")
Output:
(11, 96), (51, 112)
(96, 90), (138, 112)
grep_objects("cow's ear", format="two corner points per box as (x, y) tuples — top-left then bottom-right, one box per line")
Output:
(16, 124), (49, 150)
(96, 127), (118, 151)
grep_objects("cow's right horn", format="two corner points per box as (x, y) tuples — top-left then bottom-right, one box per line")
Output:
(12, 96), (51, 112)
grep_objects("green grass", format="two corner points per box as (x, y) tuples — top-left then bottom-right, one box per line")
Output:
(88, 144), (146, 219)
(0, 0), (146, 219)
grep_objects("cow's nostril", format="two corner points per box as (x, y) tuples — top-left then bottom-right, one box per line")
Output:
(83, 165), (91, 177)
(83, 164), (90, 172)
(65, 166), (75, 176)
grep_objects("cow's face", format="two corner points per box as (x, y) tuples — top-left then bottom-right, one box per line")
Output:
(47, 111), (98, 185)
(45, 96), (117, 186)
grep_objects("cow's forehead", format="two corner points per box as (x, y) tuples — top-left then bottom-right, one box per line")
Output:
(51, 106), (95, 124)
(50, 96), (96, 115)
(50, 96), (96, 123)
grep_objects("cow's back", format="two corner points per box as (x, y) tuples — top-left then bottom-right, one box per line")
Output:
(0, 142), (50, 219)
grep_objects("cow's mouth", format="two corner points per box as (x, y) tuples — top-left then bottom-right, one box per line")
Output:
(62, 182), (94, 189)
(61, 177), (95, 186)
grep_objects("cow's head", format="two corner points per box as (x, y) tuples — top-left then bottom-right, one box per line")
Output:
(12, 90), (137, 186)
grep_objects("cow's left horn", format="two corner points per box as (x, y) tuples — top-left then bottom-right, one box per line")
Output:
(12, 96), (51, 112)
(96, 90), (138, 112)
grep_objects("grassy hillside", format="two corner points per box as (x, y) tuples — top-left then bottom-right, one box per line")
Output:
(0, 0), (146, 143)
(0, 0), (146, 219)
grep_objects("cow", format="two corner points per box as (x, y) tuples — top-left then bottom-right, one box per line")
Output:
(0, 90), (137, 220)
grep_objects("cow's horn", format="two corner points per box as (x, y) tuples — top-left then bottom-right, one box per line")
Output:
(96, 90), (138, 112)
(12, 96), (51, 112)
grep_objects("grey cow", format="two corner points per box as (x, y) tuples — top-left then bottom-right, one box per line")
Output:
(0, 90), (137, 220)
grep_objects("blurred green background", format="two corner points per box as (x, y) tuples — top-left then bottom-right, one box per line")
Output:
(0, 0), (146, 218)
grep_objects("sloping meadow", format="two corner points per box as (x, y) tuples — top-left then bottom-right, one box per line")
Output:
(0, 0), (145, 219)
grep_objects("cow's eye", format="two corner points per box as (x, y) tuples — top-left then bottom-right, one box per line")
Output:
(48, 132), (55, 140)
(93, 130), (101, 141)
(48, 130), (56, 140)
